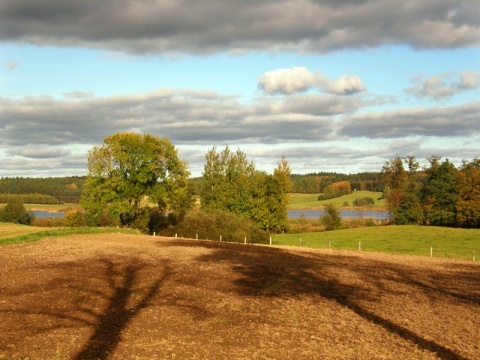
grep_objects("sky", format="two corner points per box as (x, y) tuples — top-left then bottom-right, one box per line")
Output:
(1, 0), (479, 178)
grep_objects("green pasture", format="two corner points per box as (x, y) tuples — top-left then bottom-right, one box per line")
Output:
(288, 191), (385, 209)
(273, 225), (480, 260)
(0, 223), (139, 246)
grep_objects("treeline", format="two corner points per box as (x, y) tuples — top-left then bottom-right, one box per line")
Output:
(0, 193), (59, 204)
(0, 176), (85, 203)
(383, 156), (480, 228)
(291, 172), (383, 193)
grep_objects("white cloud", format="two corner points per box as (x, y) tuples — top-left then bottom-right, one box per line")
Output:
(405, 71), (480, 100)
(258, 67), (317, 95)
(258, 67), (366, 95)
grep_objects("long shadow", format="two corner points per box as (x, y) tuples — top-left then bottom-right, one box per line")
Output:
(157, 239), (478, 360)
(73, 259), (172, 360)
(0, 257), (172, 360)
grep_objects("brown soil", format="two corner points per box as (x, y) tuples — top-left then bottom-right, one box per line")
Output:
(1, 234), (479, 359)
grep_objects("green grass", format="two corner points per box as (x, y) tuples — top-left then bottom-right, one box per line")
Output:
(0, 223), (140, 246)
(288, 191), (385, 209)
(273, 225), (480, 260)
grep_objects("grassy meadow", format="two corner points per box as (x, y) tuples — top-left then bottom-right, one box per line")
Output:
(0, 223), (139, 246)
(273, 225), (480, 260)
(288, 191), (386, 209)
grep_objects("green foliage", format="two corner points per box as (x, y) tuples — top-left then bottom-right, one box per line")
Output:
(154, 209), (269, 244)
(320, 203), (342, 231)
(422, 156), (459, 226)
(0, 197), (34, 225)
(202, 146), (292, 233)
(291, 172), (383, 194)
(64, 210), (86, 227)
(353, 197), (375, 206)
(82, 132), (191, 228)
(0, 176), (85, 203)
(0, 193), (59, 204)
(382, 156), (423, 225)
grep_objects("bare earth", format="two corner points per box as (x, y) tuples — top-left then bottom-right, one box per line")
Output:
(1, 234), (479, 360)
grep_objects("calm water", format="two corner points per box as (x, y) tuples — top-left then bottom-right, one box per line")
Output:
(34, 210), (389, 220)
(33, 211), (65, 219)
(288, 209), (389, 219)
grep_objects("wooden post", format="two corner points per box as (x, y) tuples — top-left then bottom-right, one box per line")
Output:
(328, 240), (331, 250)
(244, 237), (247, 244)
(153, 232), (155, 236)
(359, 241), (362, 251)
(300, 238), (302, 247)
(196, 234), (198, 240)
(430, 247), (433, 257)
(269, 237), (272, 246)
(473, 250), (476, 262)
(220, 235), (222, 242)
(175, 233), (177, 238)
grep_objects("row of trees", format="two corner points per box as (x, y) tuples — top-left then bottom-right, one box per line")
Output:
(382, 156), (480, 228)
(202, 147), (292, 233)
(80, 133), (292, 237)
(0, 177), (84, 203)
(291, 173), (383, 193)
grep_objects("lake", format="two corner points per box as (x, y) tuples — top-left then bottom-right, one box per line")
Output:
(288, 209), (389, 219)
(33, 211), (65, 219)
(33, 210), (389, 220)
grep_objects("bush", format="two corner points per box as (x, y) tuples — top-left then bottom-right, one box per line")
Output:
(320, 203), (342, 231)
(0, 197), (34, 225)
(150, 209), (269, 244)
(353, 197), (375, 206)
(65, 210), (86, 227)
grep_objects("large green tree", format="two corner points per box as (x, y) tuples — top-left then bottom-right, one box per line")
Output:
(202, 146), (292, 232)
(455, 159), (480, 228)
(382, 156), (423, 224)
(422, 156), (459, 227)
(82, 132), (191, 229)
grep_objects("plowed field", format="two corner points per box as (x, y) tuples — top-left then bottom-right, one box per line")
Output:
(1, 234), (479, 359)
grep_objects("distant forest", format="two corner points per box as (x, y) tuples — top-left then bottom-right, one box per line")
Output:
(290, 172), (383, 193)
(0, 172), (383, 204)
(0, 176), (86, 203)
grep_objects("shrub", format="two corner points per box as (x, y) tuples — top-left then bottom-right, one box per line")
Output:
(151, 209), (269, 244)
(65, 210), (86, 227)
(0, 197), (34, 225)
(320, 203), (342, 231)
(353, 197), (375, 206)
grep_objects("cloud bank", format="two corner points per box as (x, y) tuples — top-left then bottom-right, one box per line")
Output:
(405, 71), (480, 100)
(1, 0), (479, 54)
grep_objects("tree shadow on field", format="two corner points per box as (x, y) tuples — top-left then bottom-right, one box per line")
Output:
(157, 239), (480, 360)
(0, 257), (172, 360)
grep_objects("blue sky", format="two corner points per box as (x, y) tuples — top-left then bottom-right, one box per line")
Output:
(1, 0), (479, 177)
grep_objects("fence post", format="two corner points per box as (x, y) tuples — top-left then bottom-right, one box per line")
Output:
(269, 236), (272, 245)
(430, 247), (433, 257)
(244, 237), (247, 244)
(196, 234), (198, 240)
